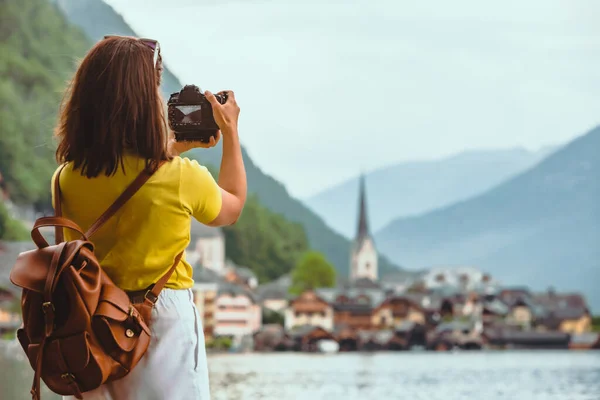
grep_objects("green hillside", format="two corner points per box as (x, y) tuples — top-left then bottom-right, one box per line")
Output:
(0, 0), (89, 209)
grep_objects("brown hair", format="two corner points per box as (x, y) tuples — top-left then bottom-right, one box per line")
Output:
(55, 36), (171, 178)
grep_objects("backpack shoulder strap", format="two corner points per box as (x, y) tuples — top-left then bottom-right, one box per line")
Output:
(53, 161), (166, 244)
(84, 162), (166, 238)
(143, 251), (184, 304)
(53, 163), (68, 244)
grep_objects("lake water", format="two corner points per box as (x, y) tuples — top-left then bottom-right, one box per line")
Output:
(2, 340), (599, 400)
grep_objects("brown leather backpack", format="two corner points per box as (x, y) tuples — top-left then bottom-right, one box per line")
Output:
(9, 162), (182, 400)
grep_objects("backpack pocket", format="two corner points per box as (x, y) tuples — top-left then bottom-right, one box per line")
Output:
(24, 331), (113, 396)
(92, 289), (152, 375)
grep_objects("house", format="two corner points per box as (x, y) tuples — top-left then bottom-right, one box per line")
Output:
(258, 289), (289, 313)
(481, 298), (510, 325)
(192, 280), (218, 340)
(214, 283), (262, 339)
(333, 303), (373, 331)
(285, 290), (334, 331)
(192, 265), (225, 339)
(538, 307), (592, 334)
(192, 260), (262, 343)
(260, 290), (288, 313)
(461, 292), (483, 319)
(498, 287), (532, 305)
(533, 292), (592, 334)
(188, 219), (225, 275)
(372, 296), (426, 329)
(224, 260), (258, 290)
(505, 297), (535, 330)
(256, 274), (292, 314)
(315, 284), (386, 331)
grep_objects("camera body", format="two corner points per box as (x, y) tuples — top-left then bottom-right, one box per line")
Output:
(167, 85), (228, 142)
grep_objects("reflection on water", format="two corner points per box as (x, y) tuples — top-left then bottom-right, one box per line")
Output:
(2, 340), (599, 400)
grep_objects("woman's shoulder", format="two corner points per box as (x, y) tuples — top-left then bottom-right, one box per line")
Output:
(51, 162), (74, 185)
(166, 156), (212, 175)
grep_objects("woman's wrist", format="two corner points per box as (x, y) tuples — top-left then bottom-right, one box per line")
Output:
(222, 127), (239, 137)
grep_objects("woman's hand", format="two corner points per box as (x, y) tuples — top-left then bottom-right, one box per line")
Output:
(205, 90), (240, 135)
(167, 131), (221, 156)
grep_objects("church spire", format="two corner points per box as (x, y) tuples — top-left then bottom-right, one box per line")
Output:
(356, 174), (370, 240)
(350, 173), (378, 282)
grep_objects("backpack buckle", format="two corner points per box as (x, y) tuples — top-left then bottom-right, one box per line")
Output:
(42, 302), (54, 313)
(144, 290), (158, 304)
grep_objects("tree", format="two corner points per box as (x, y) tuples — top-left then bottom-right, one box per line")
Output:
(182, 162), (309, 283)
(221, 194), (309, 283)
(289, 251), (336, 295)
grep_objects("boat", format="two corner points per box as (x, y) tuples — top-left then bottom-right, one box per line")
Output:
(317, 339), (339, 353)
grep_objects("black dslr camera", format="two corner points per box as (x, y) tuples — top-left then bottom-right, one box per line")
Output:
(167, 85), (228, 142)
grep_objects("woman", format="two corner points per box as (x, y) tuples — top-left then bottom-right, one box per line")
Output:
(54, 36), (246, 399)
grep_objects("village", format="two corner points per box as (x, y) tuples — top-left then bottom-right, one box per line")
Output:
(0, 177), (598, 354)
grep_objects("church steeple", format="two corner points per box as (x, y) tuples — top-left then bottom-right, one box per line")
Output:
(350, 173), (378, 282)
(356, 174), (370, 241)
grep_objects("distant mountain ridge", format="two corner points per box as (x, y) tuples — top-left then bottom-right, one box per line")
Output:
(306, 146), (556, 238)
(55, 0), (400, 277)
(375, 126), (600, 310)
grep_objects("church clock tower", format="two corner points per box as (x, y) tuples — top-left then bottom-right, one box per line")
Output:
(350, 174), (378, 281)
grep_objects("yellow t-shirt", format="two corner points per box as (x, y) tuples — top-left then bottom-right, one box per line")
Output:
(51, 154), (222, 291)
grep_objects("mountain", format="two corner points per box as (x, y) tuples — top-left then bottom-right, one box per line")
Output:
(54, 0), (181, 99)
(306, 147), (556, 238)
(54, 0), (400, 277)
(375, 126), (600, 310)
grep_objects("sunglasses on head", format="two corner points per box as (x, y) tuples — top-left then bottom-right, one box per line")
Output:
(103, 35), (161, 68)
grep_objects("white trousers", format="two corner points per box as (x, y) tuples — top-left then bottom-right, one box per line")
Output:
(64, 289), (211, 400)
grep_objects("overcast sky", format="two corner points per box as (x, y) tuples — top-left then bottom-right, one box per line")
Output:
(105, 0), (600, 198)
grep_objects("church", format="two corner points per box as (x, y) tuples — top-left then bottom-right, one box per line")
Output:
(349, 175), (378, 282)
